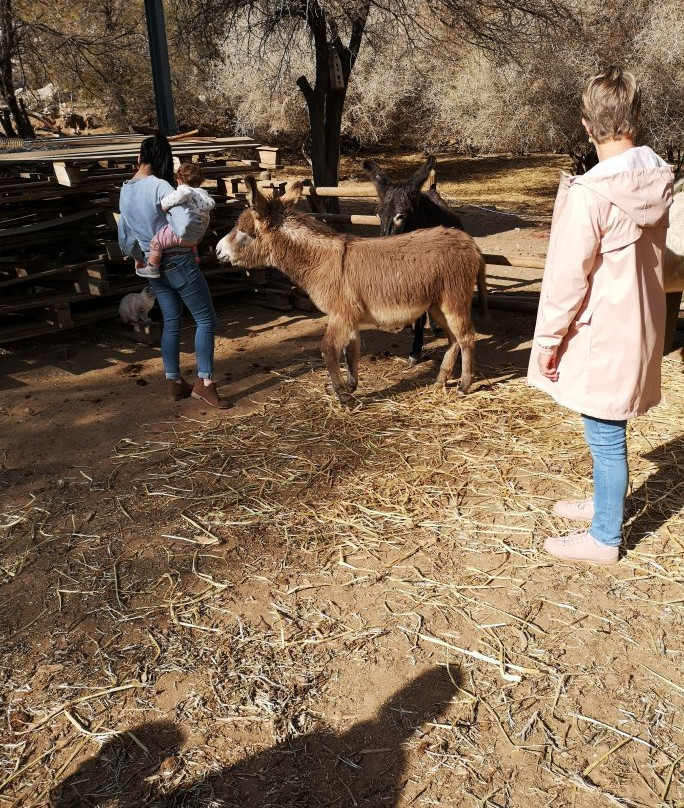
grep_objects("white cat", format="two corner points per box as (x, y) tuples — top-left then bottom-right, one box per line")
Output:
(119, 286), (156, 323)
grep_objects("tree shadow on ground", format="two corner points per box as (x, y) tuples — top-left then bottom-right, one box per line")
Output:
(0, 302), (319, 392)
(456, 206), (538, 238)
(624, 434), (684, 550)
(50, 666), (460, 808)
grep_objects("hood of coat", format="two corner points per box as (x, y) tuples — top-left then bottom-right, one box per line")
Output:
(570, 147), (673, 229)
(573, 168), (673, 228)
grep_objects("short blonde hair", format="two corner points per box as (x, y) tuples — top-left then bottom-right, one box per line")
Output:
(580, 66), (641, 144)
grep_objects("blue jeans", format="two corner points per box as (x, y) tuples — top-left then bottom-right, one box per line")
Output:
(582, 415), (628, 547)
(149, 253), (217, 380)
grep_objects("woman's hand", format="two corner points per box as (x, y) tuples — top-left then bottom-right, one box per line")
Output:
(537, 346), (559, 381)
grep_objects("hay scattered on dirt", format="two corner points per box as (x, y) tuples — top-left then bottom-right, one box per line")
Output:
(1, 351), (682, 807)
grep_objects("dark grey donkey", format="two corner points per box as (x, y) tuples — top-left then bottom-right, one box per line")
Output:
(363, 156), (487, 364)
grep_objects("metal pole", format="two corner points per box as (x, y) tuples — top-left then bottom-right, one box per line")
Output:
(143, 0), (177, 134)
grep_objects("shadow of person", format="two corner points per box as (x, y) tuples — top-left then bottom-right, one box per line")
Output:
(49, 721), (185, 807)
(624, 434), (684, 550)
(51, 665), (461, 808)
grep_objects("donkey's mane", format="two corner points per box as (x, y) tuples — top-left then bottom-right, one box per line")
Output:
(284, 210), (340, 236)
(281, 210), (468, 254)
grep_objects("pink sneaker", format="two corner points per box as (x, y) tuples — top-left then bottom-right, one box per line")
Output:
(543, 529), (619, 565)
(552, 497), (594, 522)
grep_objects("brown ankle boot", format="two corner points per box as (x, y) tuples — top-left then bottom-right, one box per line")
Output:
(191, 379), (232, 409)
(167, 378), (193, 401)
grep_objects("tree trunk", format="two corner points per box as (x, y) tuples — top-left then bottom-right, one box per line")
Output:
(0, 0), (35, 138)
(0, 105), (16, 136)
(296, 0), (370, 214)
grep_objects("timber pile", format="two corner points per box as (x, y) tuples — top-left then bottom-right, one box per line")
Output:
(0, 134), (282, 344)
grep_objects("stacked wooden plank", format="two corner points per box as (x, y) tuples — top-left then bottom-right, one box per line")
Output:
(0, 134), (282, 344)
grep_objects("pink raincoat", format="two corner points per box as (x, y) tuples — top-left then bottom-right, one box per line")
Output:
(527, 147), (673, 420)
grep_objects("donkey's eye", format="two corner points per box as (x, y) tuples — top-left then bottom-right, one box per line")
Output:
(393, 213), (407, 223)
(234, 230), (254, 246)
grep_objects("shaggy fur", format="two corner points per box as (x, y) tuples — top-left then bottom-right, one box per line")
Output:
(363, 156), (487, 365)
(665, 177), (684, 293)
(363, 156), (465, 236)
(216, 178), (486, 404)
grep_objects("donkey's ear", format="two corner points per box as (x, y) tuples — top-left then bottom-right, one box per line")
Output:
(409, 156), (436, 192)
(280, 180), (303, 207)
(244, 175), (270, 219)
(362, 160), (390, 194)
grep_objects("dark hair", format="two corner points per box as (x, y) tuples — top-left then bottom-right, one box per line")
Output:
(139, 132), (175, 185)
(176, 162), (204, 187)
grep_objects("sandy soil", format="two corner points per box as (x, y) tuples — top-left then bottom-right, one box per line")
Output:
(2, 151), (563, 501)
(1, 154), (683, 808)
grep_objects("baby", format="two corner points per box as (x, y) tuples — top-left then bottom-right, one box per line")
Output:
(136, 162), (216, 279)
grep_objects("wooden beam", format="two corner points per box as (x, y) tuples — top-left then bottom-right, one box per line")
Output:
(0, 137), (262, 164)
(309, 212), (380, 226)
(257, 146), (281, 166)
(53, 161), (88, 186)
(483, 255), (546, 270)
(0, 210), (97, 238)
(302, 184), (377, 198)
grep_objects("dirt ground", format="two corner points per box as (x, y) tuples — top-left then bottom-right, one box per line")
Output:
(1, 154), (683, 808)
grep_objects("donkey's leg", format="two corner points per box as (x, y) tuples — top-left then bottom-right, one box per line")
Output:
(344, 329), (361, 392)
(430, 307), (461, 388)
(442, 310), (476, 394)
(322, 317), (355, 404)
(409, 313), (426, 366)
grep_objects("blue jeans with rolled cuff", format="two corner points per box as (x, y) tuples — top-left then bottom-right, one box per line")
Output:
(149, 252), (217, 380)
(582, 415), (628, 547)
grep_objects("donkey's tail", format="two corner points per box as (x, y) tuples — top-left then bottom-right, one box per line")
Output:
(476, 257), (488, 318)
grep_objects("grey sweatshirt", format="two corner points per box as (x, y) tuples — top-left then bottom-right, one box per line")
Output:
(118, 175), (195, 262)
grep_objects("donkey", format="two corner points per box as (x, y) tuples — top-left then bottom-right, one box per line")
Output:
(665, 177), (684, 293)
(216, 177), (486, 405)
(362, 156), (487, 364)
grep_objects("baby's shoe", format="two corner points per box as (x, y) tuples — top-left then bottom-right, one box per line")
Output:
(543, 529), (619, 565)
(136, 264), (161, 279)
(552, 497), (594, 522)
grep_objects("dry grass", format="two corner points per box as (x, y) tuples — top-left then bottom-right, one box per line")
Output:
(1, 344), (682, 807)
(282, 151), (570, 218)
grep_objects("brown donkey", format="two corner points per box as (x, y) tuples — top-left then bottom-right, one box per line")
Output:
(216, 177), (486, 405)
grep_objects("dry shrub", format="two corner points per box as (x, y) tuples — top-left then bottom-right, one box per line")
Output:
(208, 16), (434, 151)
(207, 0), (683, 157)
(15, 0), (684, 153)
(209, 35), (311, 145)
(634, 2), (684, 151)
(429, 0), (684, 155)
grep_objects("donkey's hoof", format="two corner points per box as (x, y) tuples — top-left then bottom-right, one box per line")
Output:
(407, 353), (421, 367)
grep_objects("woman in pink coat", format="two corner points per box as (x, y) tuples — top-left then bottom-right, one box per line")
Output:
(527, 66), (673, 564)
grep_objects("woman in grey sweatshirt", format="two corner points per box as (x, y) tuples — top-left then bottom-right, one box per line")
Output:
(118, 133), (229, 408)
